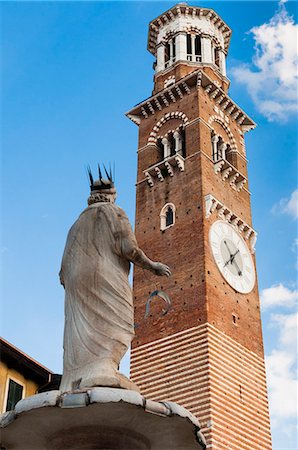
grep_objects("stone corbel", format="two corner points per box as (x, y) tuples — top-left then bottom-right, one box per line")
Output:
(197, 72), (202, 86)
(222, 167), (232, 181)
(231, 217), (240, 228)
(204, 84), (213, 93)
(235, 179), (247, 192)
(214, 160), (225, 174)
(205, 194), (223, 218)
(245, 229), (253, 240)
(211, 89), (220, 99)
(217, 206), (225, 219)
(175, 155), (185, 171)
(238, 223), (246, 233)
(141, 107), (149, 119)
(155, 167), (164, 181)
(165, 161), (174, 177)
(229, 172), (240, 187)
(145, 172), (154, 187)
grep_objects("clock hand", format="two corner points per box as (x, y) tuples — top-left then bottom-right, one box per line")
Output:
(223, 246), (242, 275)
(231, 254), (242, 276)
(230, 249), (240, 264)
(223, 241), (239, 267)
(223, 240), (234, 266)
(223, 240), (233, 256)
(224, 257), (232, 267)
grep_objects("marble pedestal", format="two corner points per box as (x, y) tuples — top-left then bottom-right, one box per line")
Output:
(0, 388), (206, 450)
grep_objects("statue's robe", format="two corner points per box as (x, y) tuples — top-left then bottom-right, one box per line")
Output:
(59, 203), (135, 392)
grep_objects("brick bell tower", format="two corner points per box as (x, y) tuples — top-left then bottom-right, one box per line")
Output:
(126, 4), (272, 449)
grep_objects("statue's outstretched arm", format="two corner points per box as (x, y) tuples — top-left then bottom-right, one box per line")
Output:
(123, 242), (171, 277)
(118, 212), (171, 277)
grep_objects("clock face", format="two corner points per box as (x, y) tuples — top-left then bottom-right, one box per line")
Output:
(209, 220), (255, 294)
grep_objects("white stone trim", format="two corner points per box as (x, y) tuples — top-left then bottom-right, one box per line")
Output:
(127, 69), (256, 133)
(148, 111), (189, 144)
(144, 172), (154, 187)
(142, 153), (185, 186)
(148, 5), (232, 55)
(208, 115), (236, 150)
(164, 75), (175, 89)
(204, 194), (257, 253)
(160, 203), (176, 230)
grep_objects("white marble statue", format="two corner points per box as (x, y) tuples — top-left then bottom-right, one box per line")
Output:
(59, 168), (171, 392)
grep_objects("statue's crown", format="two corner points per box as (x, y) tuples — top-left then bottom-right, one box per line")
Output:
(87, 164), (115, 192)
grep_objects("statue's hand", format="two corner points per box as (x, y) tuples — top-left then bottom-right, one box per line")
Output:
(152, 262), (172, 277)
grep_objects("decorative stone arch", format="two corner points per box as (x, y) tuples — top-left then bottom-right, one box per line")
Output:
(208, 115), (237, 150)
(183, 26), (203, 35)
(162, 30), (178, 44)
(210, 36), (221, 48)
(148, 112), (189, 144)
(160, 203), (176, 231)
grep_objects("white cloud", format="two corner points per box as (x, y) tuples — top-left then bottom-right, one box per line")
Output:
(272, 189), (298, 219)
(265, 312), (298, 420)
(270, 312), (298, 348)
(261, 283), (298, 309)
(231, 2), (298, 122)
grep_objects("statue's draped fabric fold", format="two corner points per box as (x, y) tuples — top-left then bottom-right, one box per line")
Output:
(59, 203), (135, 392)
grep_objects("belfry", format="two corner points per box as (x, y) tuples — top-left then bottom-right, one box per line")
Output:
(127, 4), (272, 449)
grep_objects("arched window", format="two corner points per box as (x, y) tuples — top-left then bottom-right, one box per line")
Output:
(157, 138), (164, 162)
(187, 34), (202, 62)
(166, 207), (174, 227)
(162, 136), (171, 158)
(173, 130), (182, 154)
(160, 203), (176, 230)
(211, 133), (228, 162)
(181, 128), (186, 157)
(168, 132), (175, 156)
(165, 37), (176, 68)
(211, 133), (220, 162)
(214, 47), (220, 68)
(156, 125), (186, 162)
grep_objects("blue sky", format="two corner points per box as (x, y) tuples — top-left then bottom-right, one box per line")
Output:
(1, 1), (297, 449)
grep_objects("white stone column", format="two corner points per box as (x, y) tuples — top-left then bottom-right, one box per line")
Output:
(162, 137), (170, 158)
(176, 33), (187, 62)
(169, 39), (173, 63)
(219, 142), (227, 160)
(173, 131), (182, 153)
(201, 36), (213, 64)
(219, 49), (227, 77)
(211, 135), (219, 161)
(191, 34), (196, 61)
(156, 44), (165, 72)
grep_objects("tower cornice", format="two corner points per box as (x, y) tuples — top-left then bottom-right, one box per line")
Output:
(126, 69), (256, 132)
(148, 4), (232, 55)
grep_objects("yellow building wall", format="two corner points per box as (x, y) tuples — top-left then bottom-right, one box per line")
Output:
(0, 360), (39, 413)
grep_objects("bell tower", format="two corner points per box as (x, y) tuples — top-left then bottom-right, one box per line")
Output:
(127, 4), (272, 449)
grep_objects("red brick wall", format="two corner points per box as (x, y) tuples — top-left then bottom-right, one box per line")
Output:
(131, 66), (271, 450)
